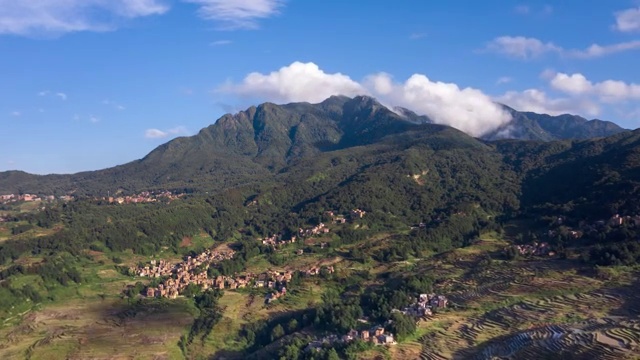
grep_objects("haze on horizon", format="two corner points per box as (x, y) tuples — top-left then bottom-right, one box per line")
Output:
(1, 0), (639, 174)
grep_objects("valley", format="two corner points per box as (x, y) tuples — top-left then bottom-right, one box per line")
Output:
(1, 97), (640, 359)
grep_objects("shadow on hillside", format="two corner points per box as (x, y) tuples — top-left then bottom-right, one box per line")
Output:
(608, 274), (640, 317)
(97, 297), (196, 328)
(208, 349), (244, 360)
(450, 328), (609, 360)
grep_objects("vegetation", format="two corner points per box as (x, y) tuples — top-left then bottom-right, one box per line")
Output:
(1, 98), (639, 359)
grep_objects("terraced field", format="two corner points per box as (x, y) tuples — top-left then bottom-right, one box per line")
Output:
(411, 253), (640, 360)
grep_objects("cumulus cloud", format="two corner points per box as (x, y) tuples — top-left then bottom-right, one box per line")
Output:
(485, 36), (640, 59)
(365, 73), (513, 137)
(614, 6), (640, 32)
(550, 73), (593, 95)
(144, 126), (188, 139)
(183, 0), (284, 29)
(219, 62), (366, 103)
(56, 92), (67, 100)
(0, 0), (168, 36)
(497, 71), (640, 118)
(497, 89), (601, 117)
(549, 71), (640, 103)
(219, 61), (512, 137)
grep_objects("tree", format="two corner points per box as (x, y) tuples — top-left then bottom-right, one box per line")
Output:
(271, 324), (285, 342)
(287, 318), (299, 333)
(326, 348), (340, 360)
(388, 312), (416, 341)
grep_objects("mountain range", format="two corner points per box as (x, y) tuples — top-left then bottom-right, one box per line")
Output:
(0, 95), (632, 201)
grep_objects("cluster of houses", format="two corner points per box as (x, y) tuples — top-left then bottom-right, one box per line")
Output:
(105, 191), (185, 205)
(298, 223), (331, 238)
(551, 214), (640, 235)
(509, 242), (555, 257)
(538, 213), (640, 246)
(394, 293), (449, 318)
(591, 214), (640, 229)
(257, 209), (368, 249)
(135, 245), (335, 301)
(306, 325), (396, 352)
(133, 248), (235, 298)
(306, 293), (450, 352)
(0, 194), (73, 204)
(260, 234), (297, 248)
(324, 209), (367, 224)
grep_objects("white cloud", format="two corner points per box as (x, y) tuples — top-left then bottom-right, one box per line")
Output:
(38, 90), (68, 100)
(497, 76), (513, 85)
(550, 73), (593, 95)
(614, 6), (640, 32)
(183, 0), (284, 30)
(485, 36), (640, 59)
(145, 129), (168, 138)
(102, 99), (126, 110)
(549, 71), (640, 103)
(497, 89), (601, 117)
(365, 73), (513, 137)
(144, 126), (188, 139)
(567, 41), (640, 58)
(210, 39), (233, 46)
(219, 61), (366, 103)
(515, 4), (552, 15)
(10, 111), (21, 117)
(484, 36), (561, 59)
(0, 0), (169, 36)
(409, 32), (427, 40)
(89, 116), (100, 123)
(219, 61), (512, 137)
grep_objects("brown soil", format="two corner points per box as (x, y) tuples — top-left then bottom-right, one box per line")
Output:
(179, 236), (193, 248)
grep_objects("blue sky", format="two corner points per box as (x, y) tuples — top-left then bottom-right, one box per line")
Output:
(1, 0), (639, 174)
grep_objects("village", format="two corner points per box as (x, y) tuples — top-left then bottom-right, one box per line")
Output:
(0, 193), (74, 204)
(0, 191), (186, 206)
(128, 207), (454, 351)
(503, 213), (640, 258)
(132, 245), (335, 303)
(101, 190), (185, 205)
(260, 209), (367, 248)
(305, 325), (397, 352)
(306, 293), (449, 351)
(550, 213), (640, 236)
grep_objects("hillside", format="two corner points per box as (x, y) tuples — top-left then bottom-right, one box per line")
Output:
(484, 106), (627, 141)
(0, 96), (629, 197)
